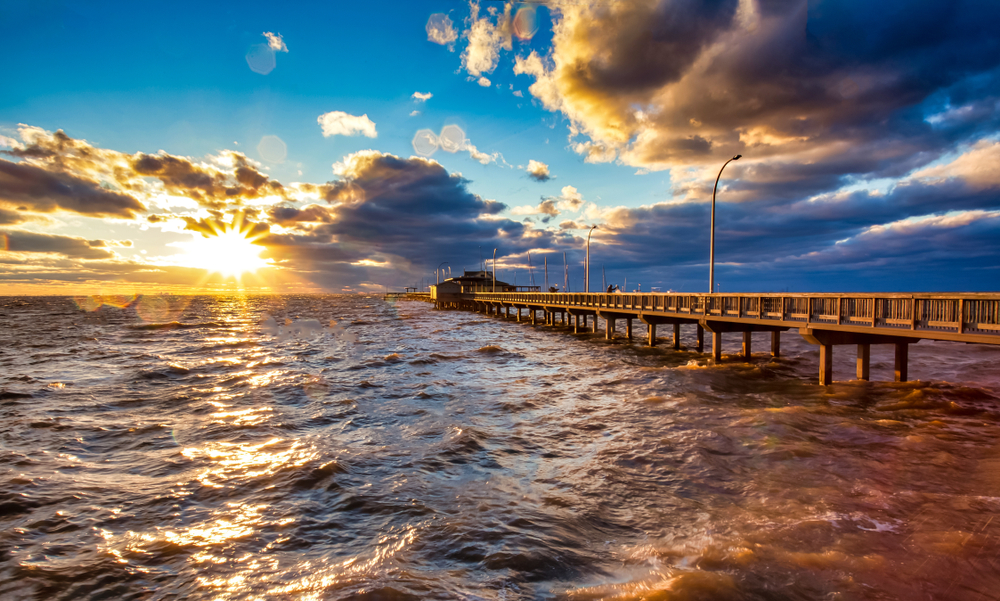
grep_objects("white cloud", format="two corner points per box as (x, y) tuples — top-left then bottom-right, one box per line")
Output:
(263, 32), (288, 52)
(426, 13), (458, 48)
(554, 185), (584, 211)
(317, 111), (378, 138)
(477, 76), (491, 87)
(910, 139), (1000, 190)
(526, 160), (551, 182)
(409, 110), (421, 117)
(412, 91), (433, 102)
(513, 90), (523, 98)
(461, 1), (512, 77)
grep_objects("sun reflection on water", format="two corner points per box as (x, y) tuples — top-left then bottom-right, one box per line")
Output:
(182, 438), (318, 488)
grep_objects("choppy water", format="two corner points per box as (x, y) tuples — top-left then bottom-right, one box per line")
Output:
(2, 295), (1000, 600)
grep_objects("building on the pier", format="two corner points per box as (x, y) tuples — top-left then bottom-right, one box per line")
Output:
(431, 270), (538, 308)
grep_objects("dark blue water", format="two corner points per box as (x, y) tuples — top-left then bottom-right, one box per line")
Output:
(2, 295), (999, 600)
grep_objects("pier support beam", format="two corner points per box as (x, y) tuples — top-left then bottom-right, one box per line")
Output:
(771, 331), (781, 357)
(819, 344), (833, 385)
(574, 314), (580, 333)
(857, 344), (870, 381)
(895, 342), (908, 382)
(605, 317), (614, 340)
(531, 310), (537, 325)
(743, 331), (752, 360)
(648, 323), (657, 347)
(697, 325), (705, 353)
(626, 318), (633, 341)
(516, 308), (522, 322)
(712, 331), (722, 362)
(674, 323), (681, 350)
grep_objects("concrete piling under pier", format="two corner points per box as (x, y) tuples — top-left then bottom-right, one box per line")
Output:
(430, 290), (1000, 385)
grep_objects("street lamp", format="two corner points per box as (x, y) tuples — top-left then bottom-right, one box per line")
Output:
(710, 154), (742, 293)
(492, 248), (497, 292)
(437, 261), (449, 285)
(585, 225), (597, 292)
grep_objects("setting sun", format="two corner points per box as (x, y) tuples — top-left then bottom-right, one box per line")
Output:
(175, 219), (270, 278)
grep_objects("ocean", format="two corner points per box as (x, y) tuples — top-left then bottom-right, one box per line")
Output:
(1, 294), (999, 600)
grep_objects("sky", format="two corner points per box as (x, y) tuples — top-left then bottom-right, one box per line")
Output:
(1, 0), (999, 295)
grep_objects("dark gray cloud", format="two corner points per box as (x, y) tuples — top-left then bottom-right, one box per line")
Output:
(517, 0), (1000, 203)
(131, 152), (286, 209)
(0, 159), (144, 218)
(257, 152), (572, 288)
(0, 230), (117, 259)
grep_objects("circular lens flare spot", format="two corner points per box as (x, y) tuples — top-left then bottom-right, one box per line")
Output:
(513, 7), (538, 41)
(412, 129), (439, 156)
(257, 135), (287, 163)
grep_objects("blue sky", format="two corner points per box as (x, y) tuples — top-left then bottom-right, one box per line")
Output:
(2, 0), (999, 294)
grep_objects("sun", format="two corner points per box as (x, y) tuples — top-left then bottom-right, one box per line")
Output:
(175, 219), (270, 278)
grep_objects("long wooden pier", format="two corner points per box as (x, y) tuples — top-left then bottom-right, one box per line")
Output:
(438, 291), (1000, 384)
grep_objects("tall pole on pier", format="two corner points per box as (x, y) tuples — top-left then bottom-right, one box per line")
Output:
(544, 256), (548, 291)
(586, 225), (597, 292)
(710, 154), (742, 293)
(437, 261), (449, 285)
(492, 249), (496, 292)
(563, 252), (568, 292)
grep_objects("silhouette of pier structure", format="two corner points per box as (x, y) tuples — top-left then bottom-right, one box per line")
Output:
(434, 291), (1000, 384)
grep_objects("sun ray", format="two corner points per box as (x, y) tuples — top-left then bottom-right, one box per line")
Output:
(173, 216), (271, 279)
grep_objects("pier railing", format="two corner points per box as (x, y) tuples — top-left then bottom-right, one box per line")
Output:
(466, 292), (1000, 338)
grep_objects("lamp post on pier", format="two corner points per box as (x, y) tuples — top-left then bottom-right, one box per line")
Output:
(585, 225), (597, 292)
(437, 262), (449, 285)
(709, 154), (742, 294)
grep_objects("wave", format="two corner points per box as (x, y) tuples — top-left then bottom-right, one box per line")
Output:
(128, 321), (224, 330)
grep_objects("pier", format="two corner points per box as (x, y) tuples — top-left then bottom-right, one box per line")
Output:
(434, 291), (1000, 384)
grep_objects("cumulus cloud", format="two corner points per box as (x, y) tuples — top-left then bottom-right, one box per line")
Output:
(426, 13), (458, 48)
(412, 91), (433, 102)
(0, 158), (144, 218)
(461, 1), (512, 77)
(477, 76), (491, 87)
(317, 111), (378, 138)
(526, 159), (550, 182)
(263, 32), (288, 52)
(514, 0), (1000, 203)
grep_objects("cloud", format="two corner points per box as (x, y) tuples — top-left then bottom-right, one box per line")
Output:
(461, 1), (512, 77)
(317, 111), (378, 138)
(263, 32), (288, 52)
(526, 159), (550, 182)
(411, 92), (433, 102)
(911, 140), (1000, 190)
(426, 13), (458, 48)
(513, 0), (1000, 202)
(0, 158), (144, 218)
(409, 110), (420, 117)
(552, 185), (583, 211)
(0, 230), (120, 259)
(2, 126), (290, 218)
(477, 76), (491, 87)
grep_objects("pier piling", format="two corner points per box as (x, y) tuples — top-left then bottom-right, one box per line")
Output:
(857, 344), (871, 380)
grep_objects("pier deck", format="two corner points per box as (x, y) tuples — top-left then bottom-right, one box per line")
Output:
(444, 291), (1000, 385)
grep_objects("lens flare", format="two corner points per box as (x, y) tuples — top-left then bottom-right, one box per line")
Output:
(246, 44), (276, 75)
(513, 6), (539, 41)
(257, 135), (287, 163)
(438, 124), (465, 153)
(412, 129), (439, 156)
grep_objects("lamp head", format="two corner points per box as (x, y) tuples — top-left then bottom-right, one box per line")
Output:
(733, 154), (742, 160)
